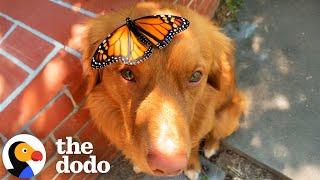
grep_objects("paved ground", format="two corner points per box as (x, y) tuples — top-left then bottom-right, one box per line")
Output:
(99, 143), (288, 180)
(225, 0), (320, 179)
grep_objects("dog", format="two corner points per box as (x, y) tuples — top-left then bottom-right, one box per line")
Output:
(81, 2), (245, 179)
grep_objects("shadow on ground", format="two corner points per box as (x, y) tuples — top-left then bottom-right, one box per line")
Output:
(225, 0), (320, 178)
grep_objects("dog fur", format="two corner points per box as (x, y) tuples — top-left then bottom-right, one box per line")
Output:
(81, 2), (245, 179)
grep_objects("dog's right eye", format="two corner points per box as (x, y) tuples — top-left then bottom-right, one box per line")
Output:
(121, 69), (135, 81)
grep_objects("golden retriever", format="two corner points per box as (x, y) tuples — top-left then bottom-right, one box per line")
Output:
(81, 2), (245, 179)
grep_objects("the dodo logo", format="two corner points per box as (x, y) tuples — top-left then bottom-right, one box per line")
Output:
(2, 134), (46, 178)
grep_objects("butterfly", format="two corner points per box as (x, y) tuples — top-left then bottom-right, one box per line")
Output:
(91, 15), (190, 69)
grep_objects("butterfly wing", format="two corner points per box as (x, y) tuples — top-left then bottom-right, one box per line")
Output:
(91, 24), (153, 69)
(134, 15), (190, 49)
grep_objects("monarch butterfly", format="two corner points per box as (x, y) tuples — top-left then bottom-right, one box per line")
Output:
(91, 15), (190, 69)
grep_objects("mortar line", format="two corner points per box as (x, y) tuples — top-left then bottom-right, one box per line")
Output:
(49, 0), (96, 17)
(187, 0), (195, 8)
(0, 49), (34, 74)
(43, 153), (59, 169)
(43, 89), (82, 142)
(64, 87), (78, 108)
(3, 173), (10, 180)
(64, 45), (81, 59)
(0, 12), (81, 59)
(199, 0), (205, 10)
(0, 23), (17, 44)
(74, 120), (90, 137)
(52, 171), (60, 180)
(0, 12), (62, 48)
(24, 128), (33, 135)
(50, 134), (57, 143)
(45, 107), (79, 142)
(18, 88), (66, 135)
(0, 46), (61, 112)
(0, 133), (8, 143)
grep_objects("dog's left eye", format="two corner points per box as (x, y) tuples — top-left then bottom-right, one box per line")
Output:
(121, 69), (135, 81)
(189, 71), (202, 83)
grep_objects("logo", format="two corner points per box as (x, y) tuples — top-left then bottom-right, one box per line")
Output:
(56, 137), (110, 174)
(2, 134), (46, 178)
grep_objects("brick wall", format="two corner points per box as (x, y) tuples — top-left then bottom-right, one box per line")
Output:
(0, 0), (219, 179)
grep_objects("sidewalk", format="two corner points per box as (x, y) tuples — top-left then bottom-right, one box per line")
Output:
(225, 0), (320, 179)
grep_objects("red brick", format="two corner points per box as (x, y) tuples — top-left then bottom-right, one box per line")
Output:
(176, 0), (188, 6)
(67, 152), (90, 164)
(8, 175), (20, 180)
(0, 154), (7, 178)
(30, 95), (74, 139)
(0, 137), (3, 148)
(71, 172), (88, 180)
(48, 156), (73, 180)
(78, 124), (117, 160)
(86, 174), (99, 180)
(0, 17), (13, 37)
(1, 27), (54, 69)
(0, 51), (82, 138)
(44, 138), (57, 161)
(62, 0), (218, 17)
(173, 0), (219, 16)
(0, 54), (28, 102)
(54, 108), (90, 139)
(78, 121), (100, 142)
(198, 0), (219, 16)
(90, 134), (112, 158)
(70, 78), (87, 104)
(54, 173), (73, 180)
(99, 144), (118, 162)
(186, 0), (199, 10)
(0, 0), (88, 49)
(64, 0), (140, 14)
(36, 159), (59, 180)
(65, 23), (88, 51)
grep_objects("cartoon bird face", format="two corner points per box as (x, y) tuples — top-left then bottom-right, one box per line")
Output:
(14, 143), (42, 162)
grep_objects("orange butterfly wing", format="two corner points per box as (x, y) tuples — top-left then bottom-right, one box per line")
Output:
(134, 15), (190, 48)
(91, 25), (153, 69)
(91, 15), (189, 69)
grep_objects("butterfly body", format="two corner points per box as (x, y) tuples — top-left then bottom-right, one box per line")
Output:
(91, 15), (190, 69)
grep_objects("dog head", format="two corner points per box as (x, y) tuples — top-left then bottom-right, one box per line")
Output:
(82, 2), (234, 176)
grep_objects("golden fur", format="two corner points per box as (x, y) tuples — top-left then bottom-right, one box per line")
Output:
(81, 2), (245, 178)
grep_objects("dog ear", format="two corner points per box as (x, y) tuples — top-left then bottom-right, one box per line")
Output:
(81, 16), (114, 94)
(81, 26), (99, 95)
(207, 28), (236, 98)
(81, 15), (126, 94)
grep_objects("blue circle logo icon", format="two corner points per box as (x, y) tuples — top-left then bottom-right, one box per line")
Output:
(2, 134), (46, 178)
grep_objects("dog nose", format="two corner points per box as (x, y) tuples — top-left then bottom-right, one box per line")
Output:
(147, 149), (187, 175)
